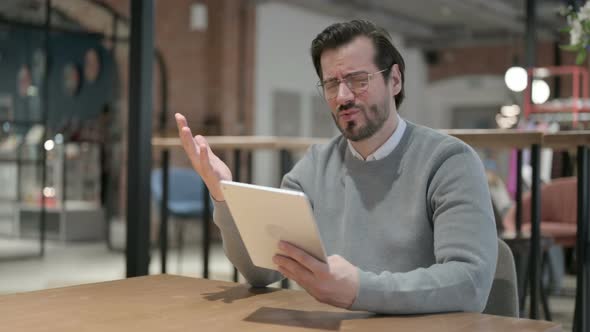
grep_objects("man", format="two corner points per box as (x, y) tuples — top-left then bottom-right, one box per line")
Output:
(175, 20), (497, 314)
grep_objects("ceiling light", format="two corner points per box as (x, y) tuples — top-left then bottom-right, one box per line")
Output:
(532, 79), (550, 104)
(500, 104), (521, 117)
(44, 139), (54, 151)
(43, 187), (55, 198)
(504, 66), (528, 92)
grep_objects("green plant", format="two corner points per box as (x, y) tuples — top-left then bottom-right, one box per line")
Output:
(561, 2), (590, 64)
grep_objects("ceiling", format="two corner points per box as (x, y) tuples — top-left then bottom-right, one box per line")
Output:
(0, 0), (84, 31)
(270, 0), (567, 49)
(0, 0), (568, 49)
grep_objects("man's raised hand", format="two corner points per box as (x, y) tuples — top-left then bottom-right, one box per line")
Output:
(175, 113), (232, 201)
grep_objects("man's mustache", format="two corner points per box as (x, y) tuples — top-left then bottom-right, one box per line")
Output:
(338, 103), (360, 112)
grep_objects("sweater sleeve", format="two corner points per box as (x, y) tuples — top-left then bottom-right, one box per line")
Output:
(349, 143), (498, 314)
(213, 199), (282, 287)
(212, 146), (317, 287)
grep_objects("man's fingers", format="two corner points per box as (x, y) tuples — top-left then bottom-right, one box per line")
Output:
(273, 254), (314, 282)
(279, 241), (327, 276)
(194, 135), (213, 154)
(198, 142), (210, 168)
(175, 113), (197, 160)
(192, 136), (208, 161)
(175, 113), (188, 131)
(277, 266), (295, 281)
(179, 127), (199, 159)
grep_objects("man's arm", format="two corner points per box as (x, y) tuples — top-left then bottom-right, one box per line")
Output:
(349, 145), (498, 314)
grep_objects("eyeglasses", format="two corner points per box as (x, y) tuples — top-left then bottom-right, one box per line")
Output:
(317, 69), (387, 100)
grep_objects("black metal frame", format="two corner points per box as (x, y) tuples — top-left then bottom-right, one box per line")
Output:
(125, 0), (153, 278)
(38, 0), (52, 258)
(202, 179), (211, 278)
(159, 150), (169, 274)
(516, 150), (523, 236)
(575, 146), (589, 332)
(279, 149), (294, 289)
(529, 144), (542, 319)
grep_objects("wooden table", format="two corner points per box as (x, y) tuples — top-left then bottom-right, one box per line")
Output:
(0, 275), (561, 332)
(152, 136), (330, 151)
(442, 129), (544, 149)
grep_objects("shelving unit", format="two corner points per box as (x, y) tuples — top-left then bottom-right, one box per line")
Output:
(0, 121), (44, 239)
(524, 65), (590, 126)
(0, 137), (104, 242)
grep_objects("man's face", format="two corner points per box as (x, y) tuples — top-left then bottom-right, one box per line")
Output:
(319, 36), (400, 141)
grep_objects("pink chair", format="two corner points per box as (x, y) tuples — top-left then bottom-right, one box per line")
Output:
(503, 177), (579, 248)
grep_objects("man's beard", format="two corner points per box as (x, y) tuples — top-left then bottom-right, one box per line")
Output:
(332, 103), (389, 141)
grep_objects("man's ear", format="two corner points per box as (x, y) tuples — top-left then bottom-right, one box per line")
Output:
(390, 64), (402, 96)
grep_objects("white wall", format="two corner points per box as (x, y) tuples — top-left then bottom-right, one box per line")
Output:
(399, 47), (428, 125)
(254, 3), (343, 185)
(424, 75), (513, 129)
(255, 3), (339, 139)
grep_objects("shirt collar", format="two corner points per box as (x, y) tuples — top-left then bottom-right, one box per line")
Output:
(348, 114), (406, 161)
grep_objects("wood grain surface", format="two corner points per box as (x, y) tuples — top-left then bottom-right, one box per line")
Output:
(0, 275), (561, 332)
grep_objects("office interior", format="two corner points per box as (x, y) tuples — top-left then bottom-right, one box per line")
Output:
(0, 0), (587, 331)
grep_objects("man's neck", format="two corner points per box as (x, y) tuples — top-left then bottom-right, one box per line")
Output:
(350, 111), (399, 159)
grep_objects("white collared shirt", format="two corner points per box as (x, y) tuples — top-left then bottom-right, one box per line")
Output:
(348, 114), (406, 161)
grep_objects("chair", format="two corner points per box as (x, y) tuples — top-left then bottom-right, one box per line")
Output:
(503, 177), (579, 248)
(151, 167), (206, 273)
(483, 239), (519, 317)
(503, 176), (578, 295)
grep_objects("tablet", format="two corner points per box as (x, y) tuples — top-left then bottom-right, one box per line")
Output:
(219, 180), (327, 271)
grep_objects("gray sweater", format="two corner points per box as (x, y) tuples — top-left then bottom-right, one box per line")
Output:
(213, 121), (498, 314)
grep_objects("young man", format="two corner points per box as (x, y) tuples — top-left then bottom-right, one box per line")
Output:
(175, 20), (497, 314)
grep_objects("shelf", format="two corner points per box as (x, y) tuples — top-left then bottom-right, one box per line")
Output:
(19, 201), (101, 212)
(527, 105), (590, 114)
(0, 159), (44, 164)
(18, 205), (105, 241)
(529, 112), (590, 122)
(0, 120), (44, 126)
(0, 140), (102, 242)
(524, 66), (589, 125)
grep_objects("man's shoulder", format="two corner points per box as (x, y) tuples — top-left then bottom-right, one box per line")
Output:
(285, 135), (346, 184)
(406, 122), (473, 157)
(307, 135), (347, 160)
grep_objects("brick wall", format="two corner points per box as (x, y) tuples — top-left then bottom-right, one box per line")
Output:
(96, 0), (255, 137)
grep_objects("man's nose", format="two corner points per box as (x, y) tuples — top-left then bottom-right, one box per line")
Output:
(335, 81), (354, 105)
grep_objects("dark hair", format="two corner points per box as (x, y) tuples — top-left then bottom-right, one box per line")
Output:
(311, 20), (405, 108)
